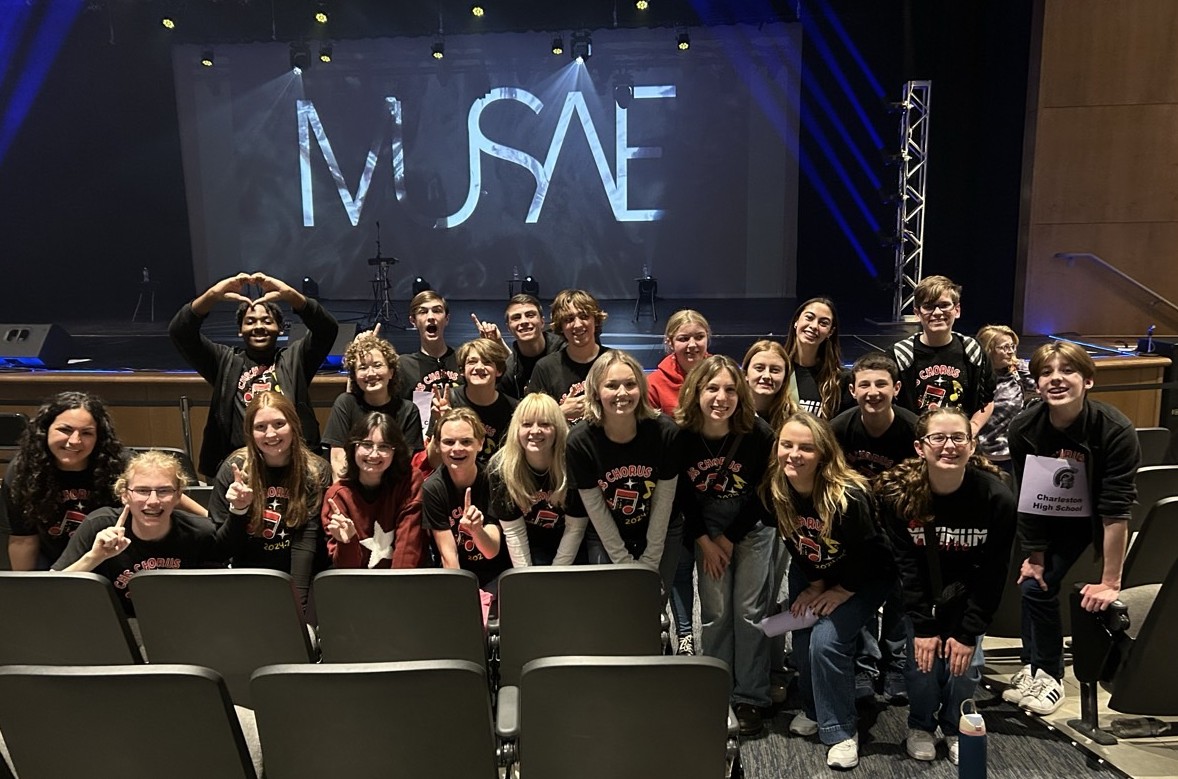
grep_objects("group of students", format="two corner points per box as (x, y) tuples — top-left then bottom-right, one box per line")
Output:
(0, 272), (1139, 772)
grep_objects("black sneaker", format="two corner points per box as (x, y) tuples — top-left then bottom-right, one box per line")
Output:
(734, 703), (764, 737)
(677, 634), (696, 656)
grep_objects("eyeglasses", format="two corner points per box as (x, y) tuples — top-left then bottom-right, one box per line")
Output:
(128, 487), (178, 499)
(918, 300), (956, 314)
(994, 344), (1017, 353)
(357, 440), (394, 456)
(921, 432), (971, 446)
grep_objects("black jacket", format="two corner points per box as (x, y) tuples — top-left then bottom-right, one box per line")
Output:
(1009, 398), (1139, 555)
(169, 299), (338, 477)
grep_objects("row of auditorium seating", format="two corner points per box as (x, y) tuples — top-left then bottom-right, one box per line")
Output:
(0, 656), (737, 779)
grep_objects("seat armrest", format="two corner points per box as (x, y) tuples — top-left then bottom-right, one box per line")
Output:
(495, 685), (521, 738)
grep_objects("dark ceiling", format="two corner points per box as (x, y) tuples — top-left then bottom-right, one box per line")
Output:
(93, 0), (807, 44)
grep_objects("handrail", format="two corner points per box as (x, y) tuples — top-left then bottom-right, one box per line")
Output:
(1055, 252), (1178, 318)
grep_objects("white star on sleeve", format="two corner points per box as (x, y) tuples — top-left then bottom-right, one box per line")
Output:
(359, 523), (395, 568)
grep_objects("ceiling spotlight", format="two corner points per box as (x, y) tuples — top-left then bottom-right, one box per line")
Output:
(314, 2), (328, 23)
(471, 4), (484, 17)
(636, 0), (649, 9)
(318, 43), (333, 63)
(551, 36), (563, 55)
(161, 16), (176, 29)
(200, 49), (214, 67)
(431, 39), (445, 59)
(290, 41), (312, 73)
(677, 31), (691, 51)
(570, 30), (591, 62)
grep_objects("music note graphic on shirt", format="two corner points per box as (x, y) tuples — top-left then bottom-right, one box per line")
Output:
(261, 509), (282, 540)
(612, 488), (640, 517)
(49, 509), (87, 537)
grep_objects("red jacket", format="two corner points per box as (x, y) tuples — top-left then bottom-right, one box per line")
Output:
(322, 469), (426, 569)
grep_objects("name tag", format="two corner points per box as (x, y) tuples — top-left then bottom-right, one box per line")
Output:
(1017, 455), (1091, 517)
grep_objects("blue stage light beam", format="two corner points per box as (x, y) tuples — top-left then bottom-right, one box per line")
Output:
(818, 0), (886, 99)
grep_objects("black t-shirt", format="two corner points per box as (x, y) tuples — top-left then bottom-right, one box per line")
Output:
(792, 365), (823, 417)
(488, 467), (585, 562)
(902, 339), (974, 413)
(831, 406), (919, 478)
(566, 416), (677, 556)
(526, 347), (611, 424)
(500, 332), (564, 399)
(1, 457), (124, 565)
(675, 418), (776, 542)
(781, 484), (893, 592)
(233, 354), (281, 449)
(322, 392), (425, 453)
(422, 467), (510, 586)
(51, 506), (241, 615)
(397, 349), (461, 399)
(450, 386), (520, 464)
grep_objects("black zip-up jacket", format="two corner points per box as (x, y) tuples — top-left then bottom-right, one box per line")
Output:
(1009, 398), (1139, 555)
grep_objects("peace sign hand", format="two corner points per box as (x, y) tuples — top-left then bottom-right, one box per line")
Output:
(226, 462), (254, 512)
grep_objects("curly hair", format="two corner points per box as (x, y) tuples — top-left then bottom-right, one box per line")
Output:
(235, 391), (326, 535)
(783, 297), (845, 419)
(487, 393), (570, 514)
(341, 412), (411, 486)
(583, 350), (659, 426)
(759, 412), (868, 541)
(343, 334), (401, 398)
(7, 392), (124, 532)
(741, 340), (797, 432)
(675, 355), (756, 435)
(874, 407), (1005, 526)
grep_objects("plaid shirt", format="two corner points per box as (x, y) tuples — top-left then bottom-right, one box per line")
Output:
(977, 362), (1035, 459)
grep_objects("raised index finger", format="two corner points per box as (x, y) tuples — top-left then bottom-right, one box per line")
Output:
(115, 505), (129, 529)
(464, 487), (471, 513)
(372, 322), (382, 339)
(328, 497), (341, 515)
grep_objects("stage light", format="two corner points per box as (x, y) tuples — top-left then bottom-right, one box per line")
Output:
(677, 31), (690, 50)
(302, 276), (320, 299)
(161, 16), (175, 29)
(521, 275), (540, 297)
(636, 0), (649, 9)
(570, 30), (591, 62)
(314, 2), (328, 24)
(471, 4), (484, 17)
(413, 277), (432, 295)
(431, 39), (444, 59)
(290, 41), (312, 73)
(200, 49), (214, 67)
(318, 43), (333, 63)
(615, 76), (634, 109)
(551, 36), (563, 55)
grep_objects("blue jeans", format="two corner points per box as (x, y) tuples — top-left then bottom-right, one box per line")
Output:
(904, 623), (985, 736)
(585, 525), (680, 597)
(697, 524), (774, 707)
(1019, 531), (1091, 678)
(788, 564), (891, 745)
(854, 581), (909, 678)
(768, 535), (792, 681)
(670, 529), (695, 638)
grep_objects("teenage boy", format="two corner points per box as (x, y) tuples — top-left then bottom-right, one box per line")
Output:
(169, 272), (338, 478)
(527, 289), (610, 424)
(449, 338), (519, 463)
(887, 275), (995, 436)
(832, 352), (918, 703)
(399, 290), (461, 399)
(1004, 341), (1139, 715)
(472, 294), (564, 398)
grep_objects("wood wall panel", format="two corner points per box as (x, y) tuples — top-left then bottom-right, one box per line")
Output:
(1039, 0), (1178, 106)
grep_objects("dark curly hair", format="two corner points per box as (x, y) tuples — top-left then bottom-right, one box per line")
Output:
(7, 392), (124, 531)
(342, 412), (411, 486)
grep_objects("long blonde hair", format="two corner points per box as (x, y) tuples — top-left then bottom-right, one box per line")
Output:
(875, 407), (1005, 526)
(487, 393), (569, 513)
(760, 412), (868, 541)
(742, 340), (797, 433)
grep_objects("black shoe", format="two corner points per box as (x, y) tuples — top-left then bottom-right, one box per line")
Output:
(855, 672), (876, 701)
(734, 703), (764, 737)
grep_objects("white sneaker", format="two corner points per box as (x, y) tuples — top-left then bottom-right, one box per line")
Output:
(945, 736), (959, 766)
(1002, 664), (1034, 704)
(827, 737), (859, 769)
(788, 712), (818, 736)
(1020, 669), (1065, 715)
(905, 728), (937, 761)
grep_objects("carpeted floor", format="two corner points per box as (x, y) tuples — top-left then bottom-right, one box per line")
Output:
(738, 683), (1123, 779)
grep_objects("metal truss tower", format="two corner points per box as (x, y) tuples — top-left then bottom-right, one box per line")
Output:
(891, 80), (931, 321)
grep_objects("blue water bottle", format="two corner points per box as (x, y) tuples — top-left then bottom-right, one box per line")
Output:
(958, 699), (986, 779)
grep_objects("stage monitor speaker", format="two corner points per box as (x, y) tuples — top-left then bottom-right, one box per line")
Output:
(287, 323), (356, 369)
(0, 324), (73, 368)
